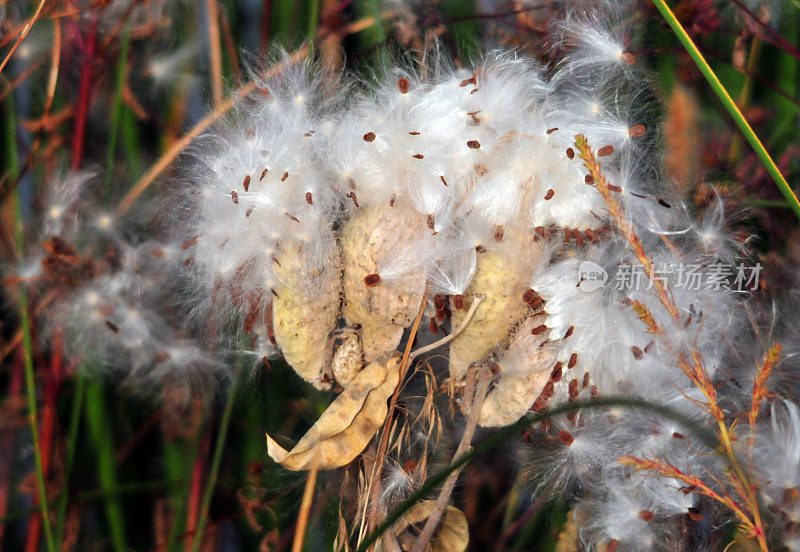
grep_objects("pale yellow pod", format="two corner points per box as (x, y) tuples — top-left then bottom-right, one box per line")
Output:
(449, 229), (540, 381)
(340, 203), (427, 362)
(272, 236), (341, 389)
(478, 314), (555, 427)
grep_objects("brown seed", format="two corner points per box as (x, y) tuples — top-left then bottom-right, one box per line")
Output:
(402, 460), (417, 473)
(551, 362), (563, 382)
(467, 140), (481, 149)
(535, 226), (546, 237)
(427, 214), (435, 230)
(243, 174), (251, 191)
(628, 124), (646, 137)
(598, 145), (615, 157)
(563, 228), (572, 243)
(605, 539), (620, 552)
(440, 175), (448, 186)
(568, 378), (579, 398)
(389, 193), (395, 207)
(305, 191), (313, 205)
(493, 225), (504, 242)
(245, 207), (253, 218)
(452, 294), (464, 310)
(557, 430), (574, 446)
(544, 189), (555, 201)
(433, 295), (446, 310)
(531, 324), (547, 335)
(412, 153), (424, 159)
(582, 372), (590, 388)
(566, 147), (575, 159)
(607, 184), (623, 193)
(639, 510), (654, 522)
(429, 318), (439, 334)
(363, 131), (376, 142)
(687, 508), (704, 522)
(631, 345), (644, 360)
(347, 192), (359, 207)
(568, 353), (578, 369)
(182, 235), (200, 249)
(231, 190), (239, 204)
(364, 273), (381, 287)
(585, 174), (594, 184)
(658, 198), (672, 208)
(564, 326), (574, 339)
(621, 52), (635, 65)
(522, 288), (537, 304)
(398, 78), (410, 94)
(590, 385), (598, 396)
(281, 171), (289, 182)
(460, 76), (476, 87)
(284, 212), (300, 222)
(105, 320), (120, 333)
(546, 127), (559, 134)
(541, 381), (555, 399)
(409, 131), (420, 135)
(672, 432), (685, 439)
(260, 168), (268, 181)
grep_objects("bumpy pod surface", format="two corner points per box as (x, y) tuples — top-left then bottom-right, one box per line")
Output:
(449, 229), (540, 380)
(340, 202), (427, 362)
(272, 236), (341, 388)
(478, 314), (555, 427)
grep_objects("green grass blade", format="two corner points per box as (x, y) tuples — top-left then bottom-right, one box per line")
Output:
(54, 374), (86, 546)
(5, 91), (58, 552)
(189, 372), (240, 552)
(651, 0), (800, 222)
(85, 382), (128, 552)
(104, 23), (132, 191)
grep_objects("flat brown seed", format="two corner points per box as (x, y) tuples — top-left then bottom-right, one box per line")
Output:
(585, 174), (594, 184)
(412, 153), (424, 159)
(564, 326), (574, 339)
(658, 198), (672, 208)
(409, 131), (420, 135)
(629, 124), (646, 137)
(607, 184), (623, 193)
(551, 362), (563, 382)
(568, 353), (578, 369)
(467, 140), (481, 149)
(582, 372), (590, 388)
(493, 225), (504, 242)
(546, 127), (558, 134)
(452, 294), (464, 310)
(243, 174), (251, 191)
(631, 345), (644, 360)
(260, 168), (268, 181)
(531, 324), (547, 335)
(398, 78), (410, 94)
(429, 318), (438, 334)
(639, 511), (654, 522)
(305, 192), (313, 205)
(427, 214), (435, 230)
(598, 145), (614, 157)
(522, 289), (536, 304)
(544, 189), (555, 200)
(566, 147), (575, 159)
(231, 190), (239, 204)
(557, 430), (574, 446)
(364, 273), (381, 287)
(363, 131), (376, 142)
(440, 175), (448, 186)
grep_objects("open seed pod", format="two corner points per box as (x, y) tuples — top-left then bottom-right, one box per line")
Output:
(271, 235), (342, 389)
(376, 500), (469, 552)
(340, 202), (427, 362)
(449, 228), (541, 381)
(266, 355), (400, 470)
(478, 313), (557, 427)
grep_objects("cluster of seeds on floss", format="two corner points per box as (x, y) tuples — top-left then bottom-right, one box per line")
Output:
(16, 5), (800, 551)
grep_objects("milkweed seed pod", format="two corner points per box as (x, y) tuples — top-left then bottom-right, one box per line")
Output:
(478, 313), (556, 427)
(448, 228), (540, 381)
(271, 233), (341, 389)
(340, 201), (428, 362)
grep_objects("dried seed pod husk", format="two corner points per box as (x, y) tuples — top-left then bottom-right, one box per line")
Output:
(340, 203), (427, 362)
(266, 356), (400, 470)
(449, 229), (539, 381)
(331, 325), (364, 385)
(478, 314), (555, 427)
(271, 236), (341, 389)
(377, 500), (468, 552)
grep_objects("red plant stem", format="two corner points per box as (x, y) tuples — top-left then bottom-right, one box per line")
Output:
(0, 353), (24, 549)
(185, 431), (210, 552)
(71, 21), (98, 171)
(23, 329), (64, 552)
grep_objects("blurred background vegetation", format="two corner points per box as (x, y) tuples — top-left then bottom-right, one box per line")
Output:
(0, 0), (798, 550)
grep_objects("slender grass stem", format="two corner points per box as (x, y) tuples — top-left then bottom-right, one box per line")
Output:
(54, 375), (86, 546)
(104, 23), (132, 190)
(651, 0), (800, 222)
(189, 372), (240, 552)
(291, 461), (319, 552)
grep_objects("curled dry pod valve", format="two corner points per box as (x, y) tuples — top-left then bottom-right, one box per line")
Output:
(340, 202), (427, 362)
(271, 235), (341, 389)
(478, 314), (555, 427)
(449, 228), (541, 381)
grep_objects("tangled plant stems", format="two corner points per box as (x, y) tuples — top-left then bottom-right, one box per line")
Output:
(5, 1), (800, 551)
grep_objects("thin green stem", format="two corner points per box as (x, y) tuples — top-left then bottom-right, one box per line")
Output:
(651, 0), (800, 222)
(103, 22), (131, 191)
(54, 374), (86, 546)
(6, 90), (57, 552)
(189, 373), (240, 552)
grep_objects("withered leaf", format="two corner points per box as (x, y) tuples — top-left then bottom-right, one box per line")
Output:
(378, 500), (469, 552)
(267, 356), (400, 470)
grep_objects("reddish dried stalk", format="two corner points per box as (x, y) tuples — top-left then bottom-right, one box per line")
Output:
(71, 21), (98, 171)
(574, 135), (769, 552)
(749, 344), (782, 427)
